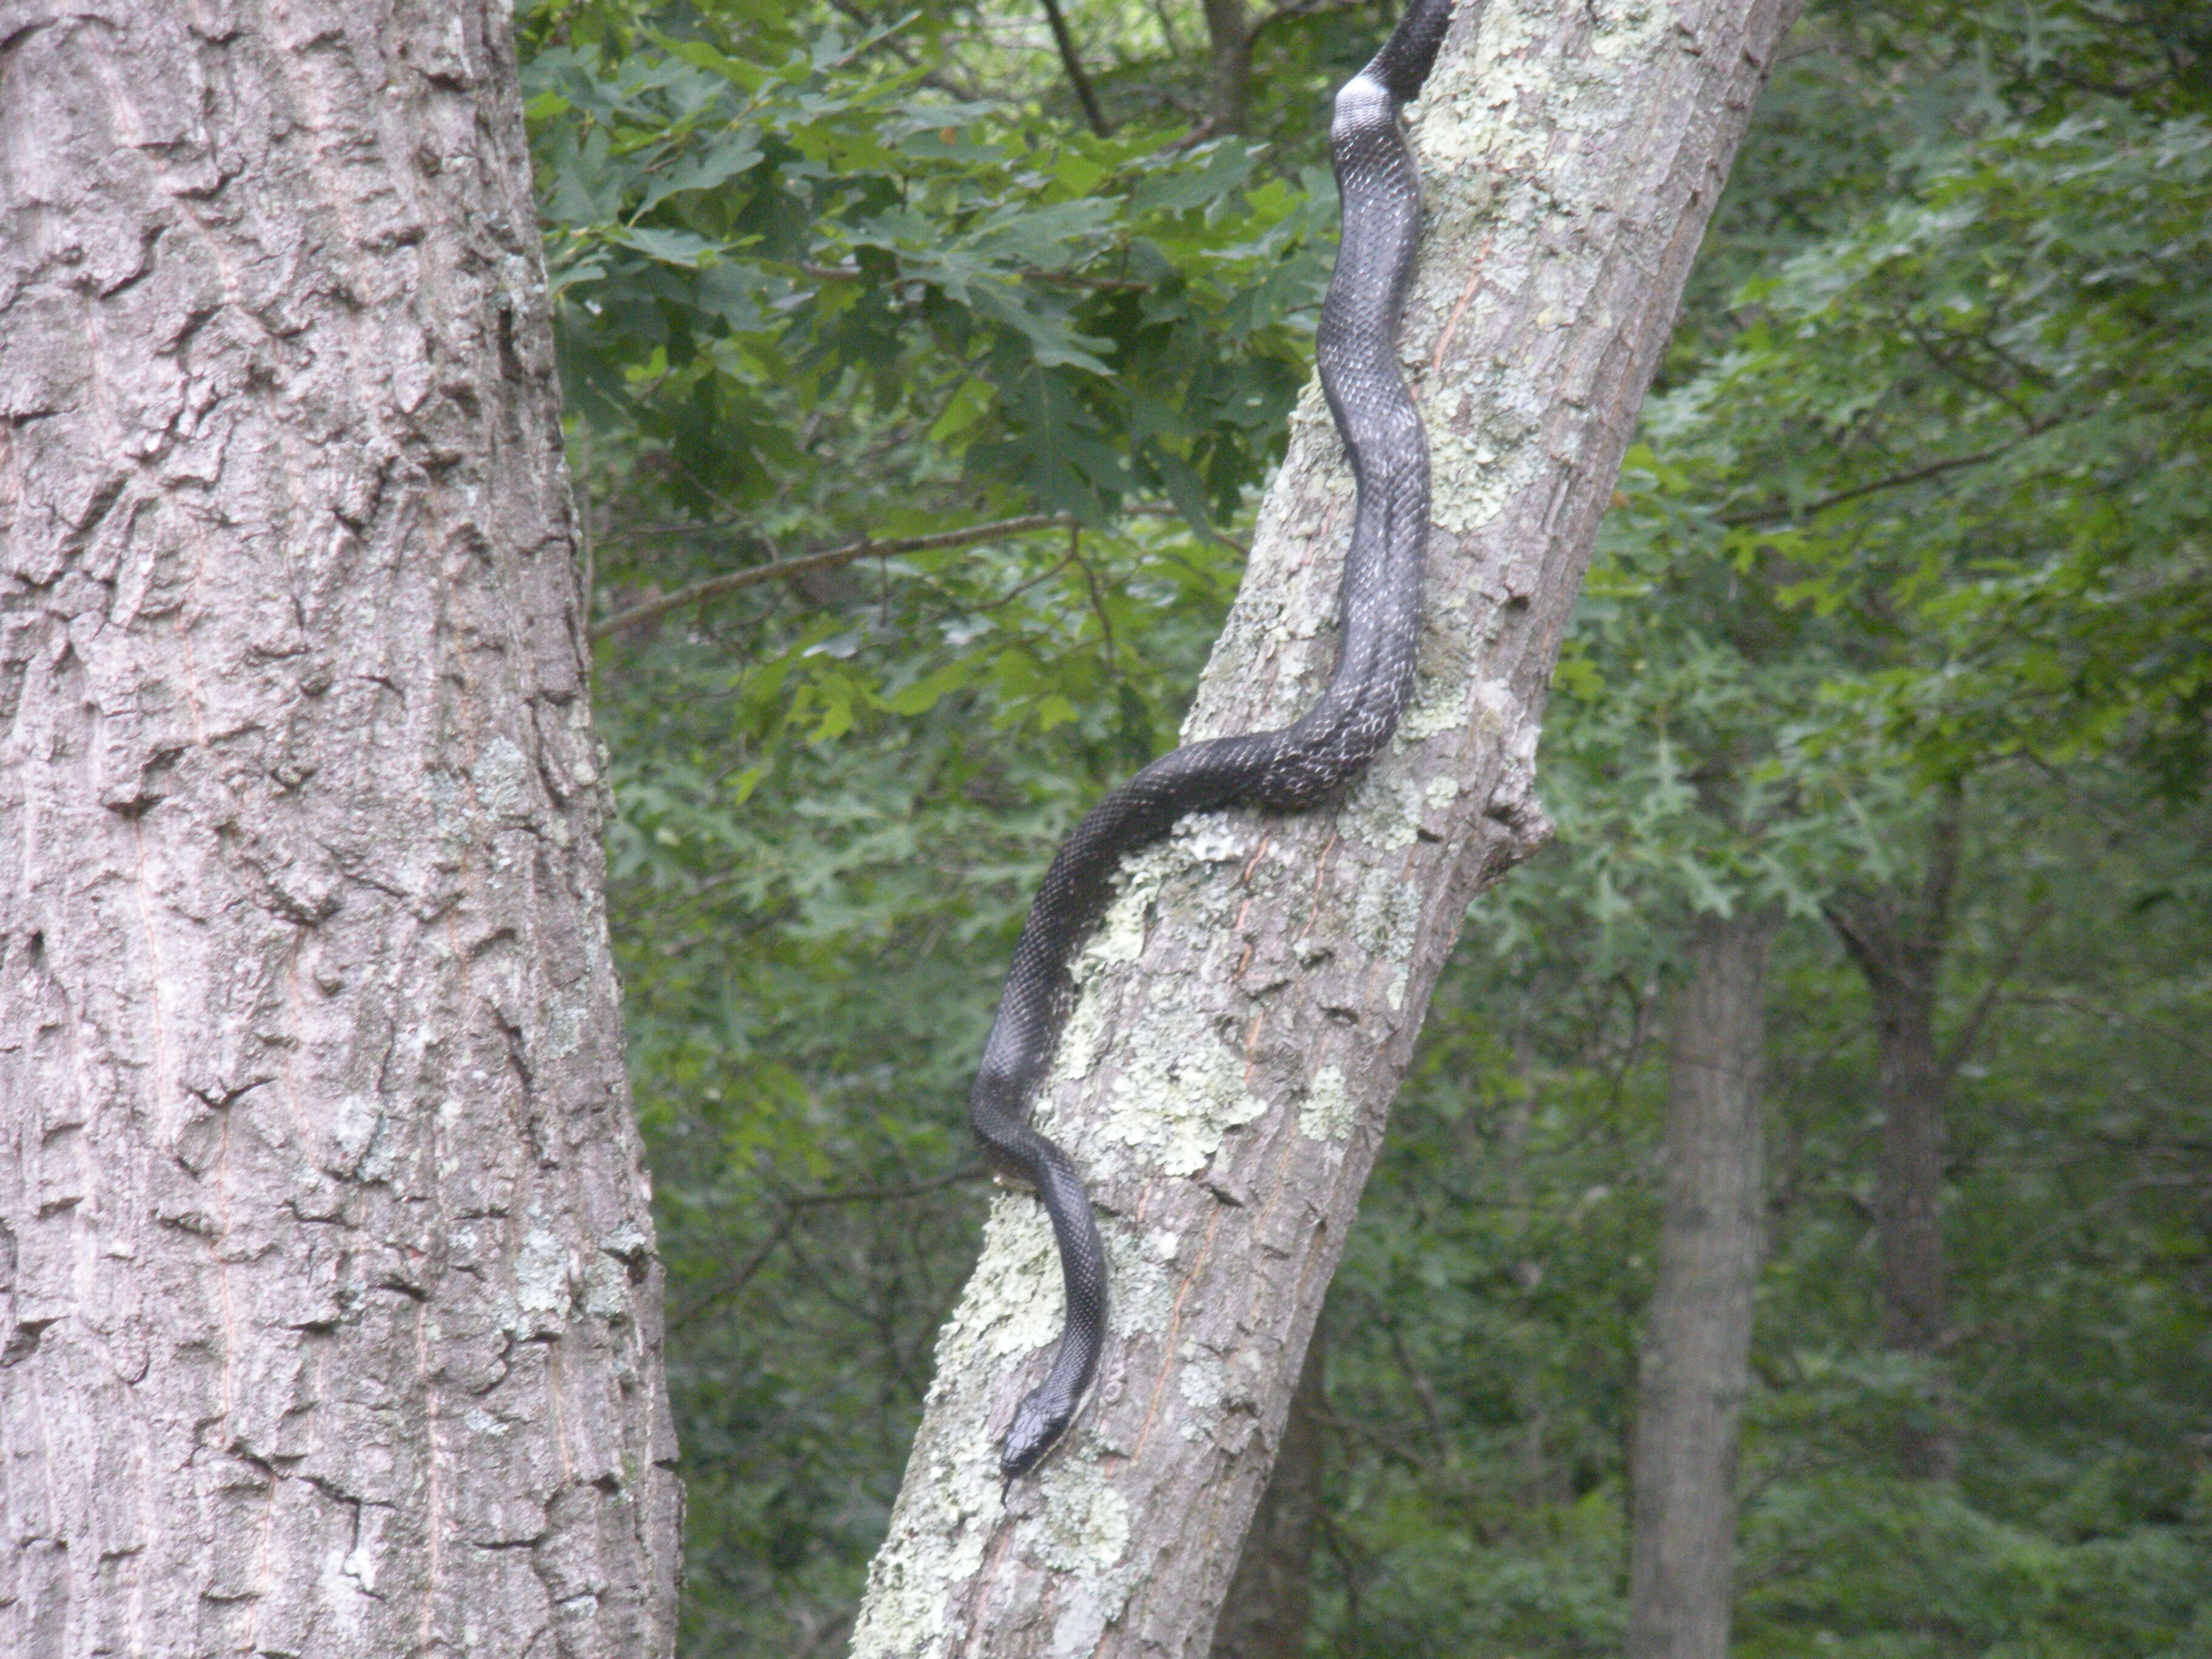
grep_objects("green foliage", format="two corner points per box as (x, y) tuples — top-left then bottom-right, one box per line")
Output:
(524, 0), (1334, 547)
(1319, 786), (2212, 1658)
(1668, 1), (2212, 794)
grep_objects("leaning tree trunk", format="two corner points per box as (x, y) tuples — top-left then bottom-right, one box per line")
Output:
(1626, 909), (1778, 1659)
(0, 5), (680, 1655)
(848, 1), (1802, 1654)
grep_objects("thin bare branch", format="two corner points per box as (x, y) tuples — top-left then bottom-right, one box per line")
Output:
(797, 260), (1150, 293)
(1939, 899), (2051, 1082)
(590, 514), (1075, 641)
(670, 1166), (988, 1332)
(1720, 429), (2052, 528)
(1038, 0), (1112, 134)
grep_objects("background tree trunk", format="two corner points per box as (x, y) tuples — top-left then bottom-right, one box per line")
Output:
(0, 4), (680, 1655)
(1201, 0), (1255, 133)
(848, 1), (1801, 1654)
(1827, 797), (1963, 1481)
(1209, 1325), (1327, 1659)
(1626, 910), (1778, 1659)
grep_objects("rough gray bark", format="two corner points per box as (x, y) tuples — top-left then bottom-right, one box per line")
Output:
(0, 4), (681, 1655)
(1827, 797), (1963, 1482)
(848, 1), (1801, 1654)
(1208, 1324), (1326, 1659)
(1626, 910), (1778, 1659)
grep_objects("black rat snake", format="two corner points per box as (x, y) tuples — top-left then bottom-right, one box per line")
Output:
(972, 0), (1455, 1478)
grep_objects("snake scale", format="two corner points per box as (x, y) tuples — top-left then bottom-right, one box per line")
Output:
(972, 0), (1455, 1478)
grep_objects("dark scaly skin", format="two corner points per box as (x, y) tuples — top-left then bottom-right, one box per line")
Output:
(973, 0), (1455, 1480)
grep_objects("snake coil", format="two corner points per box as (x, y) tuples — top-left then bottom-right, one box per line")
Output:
(971, 0), (1455, 1478)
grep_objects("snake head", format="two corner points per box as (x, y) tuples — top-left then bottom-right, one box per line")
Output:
(998, 1389), (1072, 1480)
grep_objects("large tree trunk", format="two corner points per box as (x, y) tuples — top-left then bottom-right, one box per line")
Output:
(1209, 1324), (1327, 1659)
(1626, 910), (1778, 1659)
(0, 5), (680, 1655)
(848, 2), (1801, 1654)
(1826, 799), (1963, 1481)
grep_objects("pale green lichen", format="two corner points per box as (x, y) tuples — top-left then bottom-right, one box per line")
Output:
(1100, 1221), (1181, 1339)
(509, 1230), (575, 1344)
(1589, 0), (1666, 62)
(1173, 1338), (1274, 1452)
(1176, 812), (1255, 868)
(325, 1094), (394, 1182)
(474, 734), (532, 819)
(1395, 609), (1483, 745)
(1037, 1450), (1139, 1658)
(1421, 406), (1545, 537)
(1096, 1003), (1269, 1179)
(541, 997), (583, 1061)
(1049, 823), (1274, 1182)
(1041, 1506), (1139, 1659)
(1352, 867), (1424, 964)
(580, 1255), (631, 1321)
(851, 1217), (1034, 1658)
(1176, 1359), (1227, 1445)
(970, 1196), (1064, 1361)
(1299, 1065), (1356, 1142)
(848, 1406), (1004, 1659)
(1179, 1355), (1225, 1415)
(1387, 967), (1412, 1012)
(1036, 1460), (1130, 1574)
(1339, 766), (1432, 853)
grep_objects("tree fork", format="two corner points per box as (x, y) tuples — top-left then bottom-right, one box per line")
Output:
(0, 4), (679, 1653)
(849, 1), (1801, 1653)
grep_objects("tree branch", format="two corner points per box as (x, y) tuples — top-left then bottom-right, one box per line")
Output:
(845, 1), (1809, 1651)
(1038, 0), (1112, 135)
(1937, 899), (2050, 1082)
(589, 514), (1075, 641)
(1719, 431), (2051, 528)
(670, 1166), (987, 1332)
(797, 261), (1151, 293)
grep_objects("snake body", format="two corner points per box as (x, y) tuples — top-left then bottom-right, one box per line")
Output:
(971, 0), (1454, 1478)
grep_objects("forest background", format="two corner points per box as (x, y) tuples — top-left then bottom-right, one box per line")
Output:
(517, 0), (2212, 1651)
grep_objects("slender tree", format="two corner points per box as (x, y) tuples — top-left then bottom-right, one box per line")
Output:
(848, 0), (1801, 1652)
(0, 4), (679, 1653)
(1627, 909), (1778, 1659)
(1199, 0), (1257, 132)
(1826, 793), (1964, 1481)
